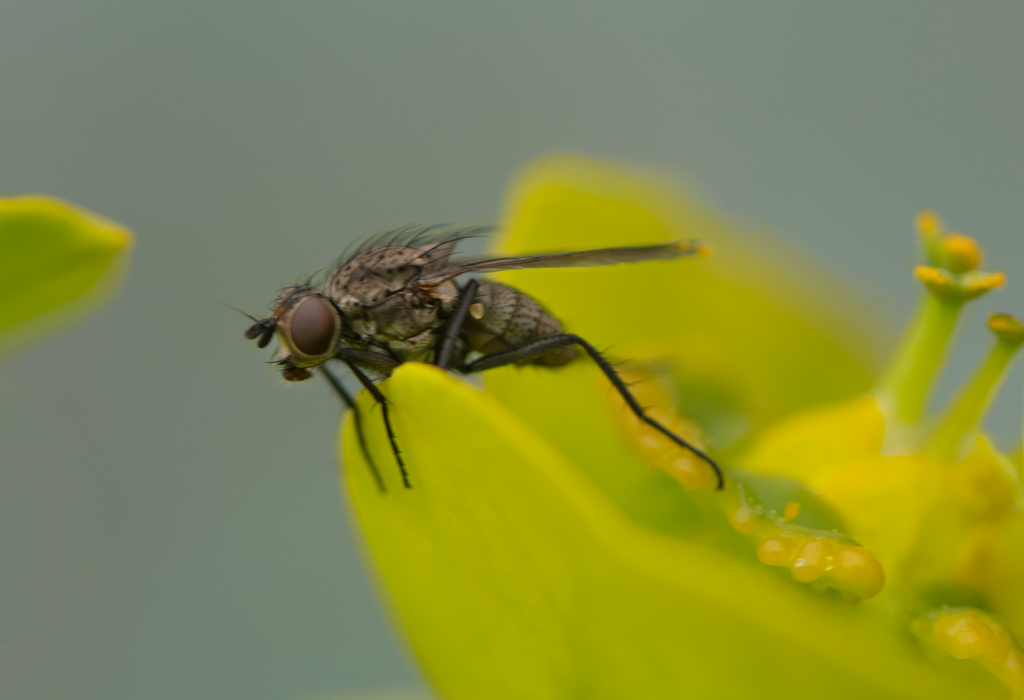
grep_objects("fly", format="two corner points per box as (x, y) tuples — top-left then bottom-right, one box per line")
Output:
(244, 226), (724, 492)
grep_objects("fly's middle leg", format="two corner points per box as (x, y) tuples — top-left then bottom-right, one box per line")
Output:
(340, 358), (411, 489)
(459, 333), (725, 489)
(321, 365), (386, 493)
(436, 278), (480, 370)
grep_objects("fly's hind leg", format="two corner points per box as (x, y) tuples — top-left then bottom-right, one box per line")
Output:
(321, 365), (386, 493)
(459, 333), (724, 489)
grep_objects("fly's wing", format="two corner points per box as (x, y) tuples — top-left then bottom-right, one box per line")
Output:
(417, 239), (710, 284)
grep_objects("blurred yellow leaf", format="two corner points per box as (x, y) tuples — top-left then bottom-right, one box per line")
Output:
(492, 155), (890, 452)
(0, 196), (132, 361)
(333, 157), (1023, 697)
(295, 690), (432, 700)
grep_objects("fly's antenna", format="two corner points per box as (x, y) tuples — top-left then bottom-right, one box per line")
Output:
(223, 302), (261, 323)
(229, 303), (278, 349)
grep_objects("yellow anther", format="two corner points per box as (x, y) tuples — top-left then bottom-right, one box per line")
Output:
(727, 504), (757, 534)
(695, 242), (714, 260)
(923, 608), (1024, 694)
(790, 538), (832, 583)
(940, 233), (983, 273)
(609, 364), (888, 601)
(754, 530), (885, 599)
(916, 209), (943, 236)
(936, 614), (998, 658)
(756, 536), (798, 567)
(988, 312), (1024, 343)
(728, 487), (884, 599)
(962, 271), (1006, 300)
(666, 455), (714, 490)
(833, 546), (885, 599)
(914, 265), (956, 299)
(611, 367), (716, 490)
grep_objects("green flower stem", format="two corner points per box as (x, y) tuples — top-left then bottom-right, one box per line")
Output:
(1007, 380), (1024, 483)
(928, 336), (1024, 461)
(877, 294), (963, 425)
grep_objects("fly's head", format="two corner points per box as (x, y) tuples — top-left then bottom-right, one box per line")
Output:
(244, 284), (344, 382)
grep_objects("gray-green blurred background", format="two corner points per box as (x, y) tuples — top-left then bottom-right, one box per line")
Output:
(1, 2), (1021, 699)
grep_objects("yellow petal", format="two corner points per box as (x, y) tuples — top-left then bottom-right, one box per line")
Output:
(740, 395), (886, 482)
(982, 514), (1024, 645)
(900, 438), (1021, 600)
(297, 691), (432, 700)
(915, 608), (1024, 696)
(491, 155), (889, 449)
(483, 360), (723, 535)
(812, 454), (939, 579)
(0, 196), (132, 360)
(340, 364), (992, 699)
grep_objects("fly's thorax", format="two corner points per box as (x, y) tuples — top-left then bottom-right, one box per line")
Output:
(270, 285), (343, 373)
(326, 242), (459, 355)
(345, 300), (446, 365)
(386, 328), (444, 364)
(326, 243), (459, 308)
(328, 245), (423, 307)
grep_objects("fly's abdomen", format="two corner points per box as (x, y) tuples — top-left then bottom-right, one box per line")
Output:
(461, 281), (577, 366)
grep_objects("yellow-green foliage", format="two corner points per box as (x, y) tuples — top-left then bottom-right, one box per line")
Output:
(338, 156), (1024, 699)
(0, 196), (132, 360)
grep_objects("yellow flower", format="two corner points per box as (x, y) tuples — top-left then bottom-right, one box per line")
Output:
(340, 156), (1024, 699)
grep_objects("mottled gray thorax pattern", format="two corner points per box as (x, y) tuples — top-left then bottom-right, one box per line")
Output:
(326, 242), (459, 364)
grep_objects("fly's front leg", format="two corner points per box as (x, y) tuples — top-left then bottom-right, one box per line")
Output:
(321, 365), (385, 494)
(460, 334), (724, 489)
(338, 353), (411, 489)
(436, 278), (480, 370)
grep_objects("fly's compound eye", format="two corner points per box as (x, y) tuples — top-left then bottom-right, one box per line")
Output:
(289, 296), (337, 357)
